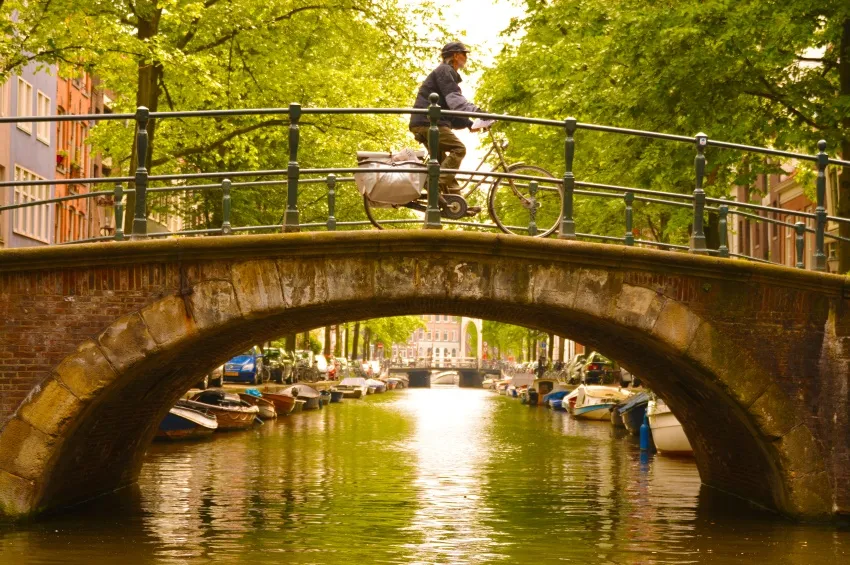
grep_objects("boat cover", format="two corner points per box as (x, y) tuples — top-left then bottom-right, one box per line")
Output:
(617, 391), (650, 415)
(339, 377), (368, 387)
(542, 390), (569, 403)
(280, 384), (320, 398)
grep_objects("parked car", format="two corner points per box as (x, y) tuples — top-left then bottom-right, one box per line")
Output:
(223, 346), (268, 385)
(195, 364), (225, 389)
(582, 352), (621, 385)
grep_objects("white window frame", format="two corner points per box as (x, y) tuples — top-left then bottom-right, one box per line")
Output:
(0, 79), (8, 116)
(16, 77), (33, 134)
(13, 165), (51, 243)
(36, 90), (51, 144)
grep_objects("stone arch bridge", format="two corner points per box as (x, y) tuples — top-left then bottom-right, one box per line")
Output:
(0, 231), (849, 520)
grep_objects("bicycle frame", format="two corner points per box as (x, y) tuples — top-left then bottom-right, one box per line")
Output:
(456, 129), (513, 197)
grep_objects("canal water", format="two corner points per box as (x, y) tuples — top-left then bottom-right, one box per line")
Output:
(2, 387), (849, 564)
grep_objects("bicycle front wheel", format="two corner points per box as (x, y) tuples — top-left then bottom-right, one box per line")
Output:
(488, 165), (562, 237)
(363, 195), (424, 230)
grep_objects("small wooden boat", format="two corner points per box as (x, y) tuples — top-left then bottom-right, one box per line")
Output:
(330, 389), (344, 403)
(319, 390), (331, 407)
(335, 377), (369, 399)
(279, 384), (321, 410)
(571, 385), (632, 420)
(292, 399), (306, 413)
(647, 398), (693, 455)
(156, 402), (218, 440)
(262, 392), (297, 415)
(187, 389), (259, 430)
(239, 393), (277, 420)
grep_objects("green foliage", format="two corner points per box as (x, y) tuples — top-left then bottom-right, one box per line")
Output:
(2, 0), (448, 227)
(483, 321), (545, 362)
(479, 0), (850, 244)
(363, 316), (425, 357)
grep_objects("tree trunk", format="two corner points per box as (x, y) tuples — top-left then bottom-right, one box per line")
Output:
(334, 325), (341, 357)
(124, 6), (164, 233)
(285, 333), (296, 353)
(363, 328), (371, 361)
(301, 331), (309, 350)
(837, 17), (850, 274)
(323, 326), (331, 356)
(352, 322), (360, 360)
(557, 335), (565, 362)
(547, 333), (554, 361)
(344, 324), (350, 358)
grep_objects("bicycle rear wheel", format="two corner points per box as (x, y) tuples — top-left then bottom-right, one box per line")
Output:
(487, 165), (562, 237)
(363, 195), (424, 230)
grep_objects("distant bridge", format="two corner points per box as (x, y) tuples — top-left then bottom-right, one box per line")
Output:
(388, 358), (503, 388)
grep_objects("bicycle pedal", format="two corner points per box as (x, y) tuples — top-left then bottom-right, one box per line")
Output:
(465, 206), (482, 216)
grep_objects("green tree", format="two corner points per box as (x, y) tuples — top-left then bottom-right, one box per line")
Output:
(363, 316), (425, 358)
(480, 0), (849, 259)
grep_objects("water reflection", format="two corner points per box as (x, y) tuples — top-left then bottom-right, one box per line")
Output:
(1, 388), (849, 564)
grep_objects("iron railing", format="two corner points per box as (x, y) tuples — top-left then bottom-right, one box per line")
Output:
(1, 95), (849, 272)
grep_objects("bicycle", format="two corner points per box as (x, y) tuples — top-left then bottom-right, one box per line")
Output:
(362, 127), (563, 237)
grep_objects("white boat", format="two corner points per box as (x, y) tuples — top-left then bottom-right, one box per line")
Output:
(647, 398), (693, 455)
(528, 378), (570, 405)
(570, 385), (632, 420)
(334, 377), (369, 399)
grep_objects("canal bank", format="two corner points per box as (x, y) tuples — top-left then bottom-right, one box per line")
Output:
(1, 387), (848, 564)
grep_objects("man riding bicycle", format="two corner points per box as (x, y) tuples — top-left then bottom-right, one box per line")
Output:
(409, 41), (485, 195)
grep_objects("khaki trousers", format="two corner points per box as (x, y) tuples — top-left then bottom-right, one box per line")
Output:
(410, 126), (466, 192)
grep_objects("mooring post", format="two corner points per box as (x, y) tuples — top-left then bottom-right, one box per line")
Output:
(221, 179), (232, 235)
(425, 93), (442, 229)
(718, 196), (729, 258)
(326, 174), (337, 231)
(113, 183), (124, 241)
(130, 106), (149, 239)
(814, 140), (828, 272)
(284, 102), (301, 232)
(559, 117), (577, 239)
(624, 191), (634, 246)
(690, 132), (708, 253)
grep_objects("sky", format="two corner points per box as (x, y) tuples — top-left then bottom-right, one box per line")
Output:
(409, 0), (527, 160)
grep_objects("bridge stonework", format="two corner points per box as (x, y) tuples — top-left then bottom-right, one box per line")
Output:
(0, 231), (848, 520)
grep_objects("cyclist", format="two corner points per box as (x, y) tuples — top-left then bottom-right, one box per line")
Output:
(409, 41), (485, 195)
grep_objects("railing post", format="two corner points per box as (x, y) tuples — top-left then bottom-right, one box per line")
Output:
(424, 93), (442, 229)
(326, 174), (337, 231)
(814, 139), (828, 272)
(559, 117), (577, 240)
(528, 181), (538, 237)
(795, 221), (806, 269)
(690, 132), (708, 253)
(131, 106), (149, 239)
(718, 196), (729, 258)
(624, 191), (634, 246)
(113, 183), (124, 241)
(221, 178), (232, 235)
(284, 102), (301, 232)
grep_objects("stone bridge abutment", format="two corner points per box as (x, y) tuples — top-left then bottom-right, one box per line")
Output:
(0, 231), (848, 520)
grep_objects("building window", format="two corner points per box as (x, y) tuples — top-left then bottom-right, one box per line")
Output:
(36, 91), (50, 144)
(451, 349), (456, 357)
(426, 331), (431, 341)
(452, 330), (456, 341)
(13, 166), (51, 242)
(443, 331), (448, 341)
(16, 77), (33, 133)
(0, 80), (8, 116)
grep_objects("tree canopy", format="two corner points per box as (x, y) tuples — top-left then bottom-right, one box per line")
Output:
(479, 0), (850, 249)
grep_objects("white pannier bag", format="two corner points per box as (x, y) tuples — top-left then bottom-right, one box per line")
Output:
(355, 149), (426, 207)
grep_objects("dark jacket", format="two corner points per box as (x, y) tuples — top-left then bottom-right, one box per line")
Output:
(409, 63), (481, 130)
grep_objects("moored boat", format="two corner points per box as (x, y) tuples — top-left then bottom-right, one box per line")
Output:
(279, 384), (322, 410)
(262, 391), (297, 415)
(292, 399), (306, 413)
(239, 391), (277, 420)
(647, 398), (693, 455)
(366, 378), (386, 393)
(528, 378), (570, 405)
(618, 391), (651, 435)
(187, 389), (259, 430)
(571, 385), (632, 421)
(543, 390), (570, 410)
(330, 389), (344, 403)
(334, 377), (369, 398)
(156, 402), (218, 440)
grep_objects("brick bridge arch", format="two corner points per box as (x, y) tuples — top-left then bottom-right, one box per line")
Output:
(0, 232), (848, 520)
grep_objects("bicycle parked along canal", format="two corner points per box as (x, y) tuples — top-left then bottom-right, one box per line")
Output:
(359, 126), (563, 236)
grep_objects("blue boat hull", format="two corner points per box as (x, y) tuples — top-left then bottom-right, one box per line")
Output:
(621, 403), (648, 435)
(573, 403), (615, 420)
